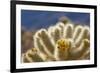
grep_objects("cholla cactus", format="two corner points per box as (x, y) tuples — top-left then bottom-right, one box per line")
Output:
(22, 22), (90, 63)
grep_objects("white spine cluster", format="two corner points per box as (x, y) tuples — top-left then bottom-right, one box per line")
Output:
(22, 22), (90, 62)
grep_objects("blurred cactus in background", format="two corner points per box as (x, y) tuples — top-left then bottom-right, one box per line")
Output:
(22, 18), (90, 63)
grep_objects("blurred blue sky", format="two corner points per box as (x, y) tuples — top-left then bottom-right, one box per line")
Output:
(21, 10), (90, 31)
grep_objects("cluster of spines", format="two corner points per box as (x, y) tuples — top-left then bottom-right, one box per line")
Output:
(22, 22), (90, 63)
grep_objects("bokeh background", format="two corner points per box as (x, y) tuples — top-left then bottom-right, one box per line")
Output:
(21, 10), (90, 30)
(21, 10), (90, 53)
